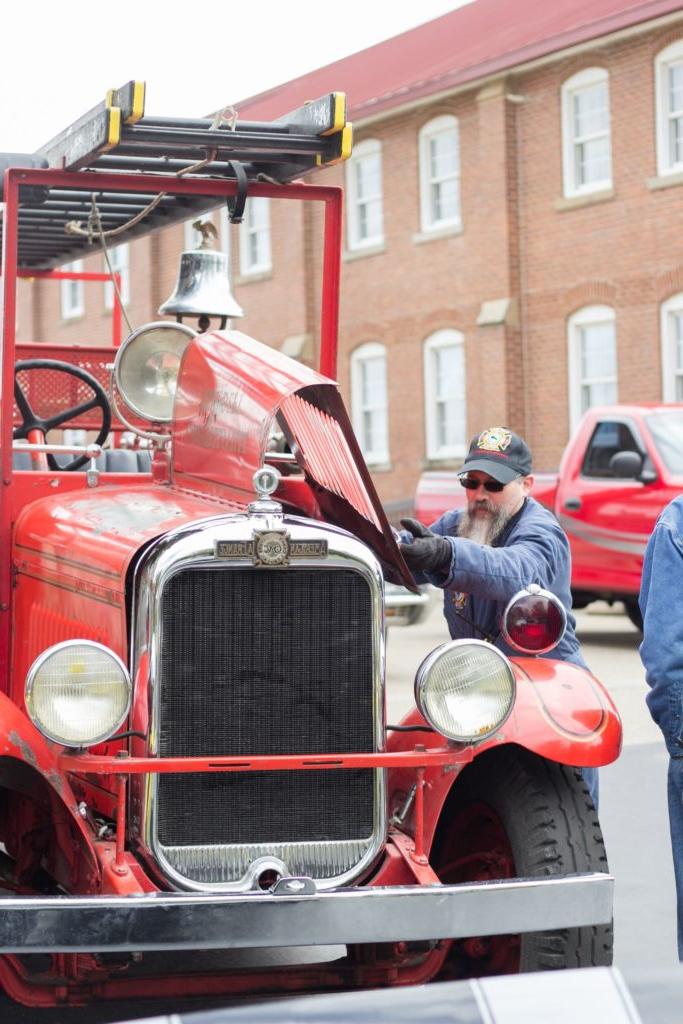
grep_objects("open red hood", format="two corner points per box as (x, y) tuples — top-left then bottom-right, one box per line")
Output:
(172, 329), (415, 589)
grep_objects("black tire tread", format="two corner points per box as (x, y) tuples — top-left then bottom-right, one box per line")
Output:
(442, 745), (613, 972)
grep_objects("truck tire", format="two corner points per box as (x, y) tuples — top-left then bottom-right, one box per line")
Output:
(432, 745), (612, 976)
(623, 599), (643, 632)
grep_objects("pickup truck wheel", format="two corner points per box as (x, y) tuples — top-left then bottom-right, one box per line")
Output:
(623, 599), (643, 632)
(433, 746), (612, 976)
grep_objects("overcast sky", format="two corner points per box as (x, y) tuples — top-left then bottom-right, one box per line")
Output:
(3, 1), (473, 154)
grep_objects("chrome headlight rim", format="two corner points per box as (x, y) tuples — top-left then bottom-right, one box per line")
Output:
(414, 638), (516, 743)
(500, 585), (567, 655)
(25, 639), (132, 748)
(113, 320), (196, 424)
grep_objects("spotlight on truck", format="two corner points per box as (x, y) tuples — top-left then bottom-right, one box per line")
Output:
(113, 321), (196, 424)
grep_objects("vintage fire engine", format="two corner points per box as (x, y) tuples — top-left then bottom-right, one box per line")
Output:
(0, 83), (621, 1007)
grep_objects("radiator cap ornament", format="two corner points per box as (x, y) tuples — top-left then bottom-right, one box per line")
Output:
(254, 465), (280, 498)
(248, 465), (283, 516)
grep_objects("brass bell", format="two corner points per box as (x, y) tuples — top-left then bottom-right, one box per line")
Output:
(159, 220), (243, 332)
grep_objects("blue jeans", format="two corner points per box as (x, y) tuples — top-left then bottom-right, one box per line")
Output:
(668, 757), (683, 960)
(583, 765), (599, 811)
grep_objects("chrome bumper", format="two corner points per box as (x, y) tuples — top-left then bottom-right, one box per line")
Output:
(0, 873), (612, 953)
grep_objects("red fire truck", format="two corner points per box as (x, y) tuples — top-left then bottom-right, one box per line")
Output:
(0, 83), (620, 1007)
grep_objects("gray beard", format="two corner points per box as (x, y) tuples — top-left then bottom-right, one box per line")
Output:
(457, 504), (511, 546)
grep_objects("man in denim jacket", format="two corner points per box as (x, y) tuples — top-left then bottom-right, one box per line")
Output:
(399, 426), (598, 806)
(639, 495), (683, 959)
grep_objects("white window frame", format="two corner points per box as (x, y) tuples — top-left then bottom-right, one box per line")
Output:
(104, 243), (130, 310)
(419, 115), (461, 233)
(350, 342), (389, 465)
(239, 197), (272, 276)
(345, 139), (384, 251)
(561, 68), (612, 197)
(661, 292), (683, 401)
(60, 259), (84, 320)
(567, 305), (618, 431)
(655, 40), (683, 176)
(423, 329), (467, 460)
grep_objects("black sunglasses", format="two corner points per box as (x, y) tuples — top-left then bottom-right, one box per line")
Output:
(458, 475), (509, 493)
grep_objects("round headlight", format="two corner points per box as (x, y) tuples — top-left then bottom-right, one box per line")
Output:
(501, 585), (567, 654)
(113, 321), (196, 423)
(26, 641), (132, 747)
(415, 640), (515, 742)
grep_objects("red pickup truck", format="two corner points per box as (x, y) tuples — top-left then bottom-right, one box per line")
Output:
(414, 404), (683, 629)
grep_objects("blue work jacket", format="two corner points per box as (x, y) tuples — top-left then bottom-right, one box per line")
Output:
(640, 495), (683, 757)
(406, 497), (585, 666)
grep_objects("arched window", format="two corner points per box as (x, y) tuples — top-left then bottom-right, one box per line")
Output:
(567, 305), (617, 430)
(655, 41), (683, 175)
(418, 115), (461, 232)
(345, 139), (384, 251)
(350, 342), (389, 465)
(423, 329), (466, 459)
(661, 293), (683, 400)
(561, 68), (612, 197)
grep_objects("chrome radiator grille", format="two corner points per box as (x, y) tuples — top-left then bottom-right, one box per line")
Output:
(153, 566), (378, 887)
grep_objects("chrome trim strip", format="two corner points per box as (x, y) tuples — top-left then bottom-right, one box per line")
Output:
(0, 873), (612, 953)
(130, 512), (386, 892)
(558, 514), (649, 556)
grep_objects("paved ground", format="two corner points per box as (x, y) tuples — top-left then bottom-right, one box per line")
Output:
(2, 599), (679, 1021)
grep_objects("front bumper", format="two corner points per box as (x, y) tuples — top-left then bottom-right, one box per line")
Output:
(0, 872), (612, 953)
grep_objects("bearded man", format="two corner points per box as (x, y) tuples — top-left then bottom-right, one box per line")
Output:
(399, 426), (597, 803)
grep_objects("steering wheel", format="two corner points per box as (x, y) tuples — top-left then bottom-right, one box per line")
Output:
(14, 359), (112, 471)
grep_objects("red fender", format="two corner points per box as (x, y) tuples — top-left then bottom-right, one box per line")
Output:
(387, 657), (622, 856)
(0, 691), (100, 890)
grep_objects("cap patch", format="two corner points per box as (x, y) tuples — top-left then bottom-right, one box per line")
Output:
(476, 427), (512, 453)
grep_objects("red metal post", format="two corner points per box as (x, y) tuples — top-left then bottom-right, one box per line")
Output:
(319, 190), (343, 381)
(114, 775), (127, 872)
(412, 767), (428, 865)
(112, 274), (122, 347)
(0, 170), (20, 686)
(59, 747), (463, 774)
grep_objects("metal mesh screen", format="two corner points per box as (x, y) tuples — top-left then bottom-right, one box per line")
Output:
(14, 364), (106, 432)
(13, 345), (146, 434)
(156, 567), (376, 855)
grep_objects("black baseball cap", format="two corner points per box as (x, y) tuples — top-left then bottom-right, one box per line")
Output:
(461, 427), (532, 484)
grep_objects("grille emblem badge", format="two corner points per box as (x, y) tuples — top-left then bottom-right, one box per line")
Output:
(214, 531), (328, 563)
(254, 530), (290, 566)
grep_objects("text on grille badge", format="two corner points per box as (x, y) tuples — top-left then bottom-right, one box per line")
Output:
(215, 533), (328, 565)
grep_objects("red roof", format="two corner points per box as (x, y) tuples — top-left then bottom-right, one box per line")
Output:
(236, 0), (683, 122)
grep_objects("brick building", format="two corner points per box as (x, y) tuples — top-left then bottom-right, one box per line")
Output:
(17, 0), (683, 515)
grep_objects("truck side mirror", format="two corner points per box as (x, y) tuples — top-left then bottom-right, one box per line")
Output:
(608, 450), (643, 479)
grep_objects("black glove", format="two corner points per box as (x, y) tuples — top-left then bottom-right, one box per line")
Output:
(399, 518), (452, 574)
